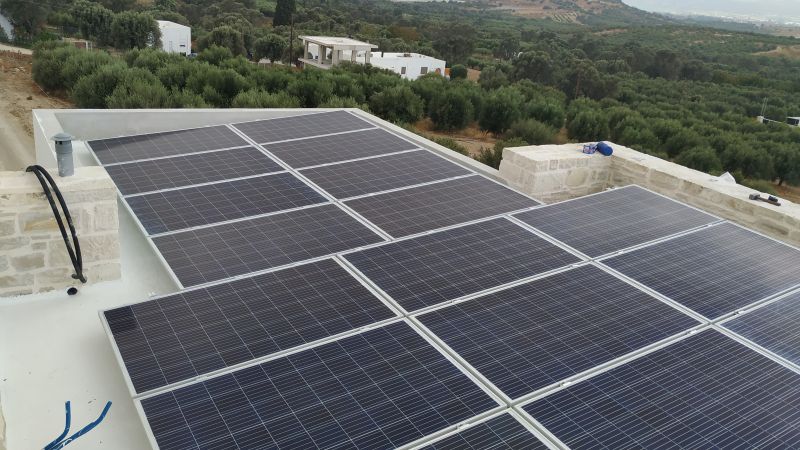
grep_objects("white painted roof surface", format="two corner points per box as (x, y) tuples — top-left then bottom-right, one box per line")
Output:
(156, 20), (189, 30)
(300, 35), (377, 48)
(0, 209), (178, 449)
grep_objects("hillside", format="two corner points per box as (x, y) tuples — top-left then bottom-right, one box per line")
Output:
(474, 0), (668, 26)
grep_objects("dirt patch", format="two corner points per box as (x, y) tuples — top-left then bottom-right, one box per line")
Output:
(756, 45), (800, 59)
(775, 183), (800, 204)
(0, 49), (71, 171)
(413, 119), (497, 156)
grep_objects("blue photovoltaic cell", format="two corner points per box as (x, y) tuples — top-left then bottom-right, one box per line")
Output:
(345, 175), (539, 238)
(421, 414), (548, 450)
(104, 146), (283, 196)
(419, 265), (699, 399)
(139, 321), (498, 450)
(299, 150), (470, 199)
(89, 125), (247, 164)
(126, 173), (327, 234)
(603, 222), (800, 319)
(345, 218), (580, 312)
(724, 290), (800, 366)
(232, 110), (372, 145)
(105, 258), (396, 394)
(153, 204), (384, 287)
(524, 330), (800, 449)
(513, 185), (718, 257)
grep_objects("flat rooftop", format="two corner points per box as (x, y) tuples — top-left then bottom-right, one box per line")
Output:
(2, 108), (800, 449)
(299, 36), (377, 48)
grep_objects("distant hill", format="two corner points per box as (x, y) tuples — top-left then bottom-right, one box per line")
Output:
(475, 0), (671, 26)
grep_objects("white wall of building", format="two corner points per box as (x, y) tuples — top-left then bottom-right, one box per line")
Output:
(369, 53), (446, 80)
(305, 46), (446, 80)
(157, 21), (191, 55)
(0, 12), (14, 40)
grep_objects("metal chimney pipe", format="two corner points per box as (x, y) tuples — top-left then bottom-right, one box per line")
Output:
(53, 133), (74, 177)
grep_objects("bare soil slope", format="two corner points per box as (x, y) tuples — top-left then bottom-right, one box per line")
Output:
(0, 48), (71, 171)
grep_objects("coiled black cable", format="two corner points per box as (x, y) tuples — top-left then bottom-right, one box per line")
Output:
(26, 165), (87, 284)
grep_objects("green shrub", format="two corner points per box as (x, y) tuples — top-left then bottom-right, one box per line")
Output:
(506, 119), (558, 145)
(740, 178), (777, 195)
(231, 89), (301, 108)
(369, 85), (424, 124)
(70, 62), (129, 108)
(450, 64), (468, 80)
(428, 89), (474, 131)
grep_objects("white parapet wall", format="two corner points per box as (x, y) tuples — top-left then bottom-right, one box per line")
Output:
(499, 142), (800, 247)
(0, 167), (120, 296)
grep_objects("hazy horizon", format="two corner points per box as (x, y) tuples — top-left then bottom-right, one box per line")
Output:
(622, 0), (800, 22)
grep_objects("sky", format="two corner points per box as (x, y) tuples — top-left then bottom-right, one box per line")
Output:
(622, 0), (800, 22)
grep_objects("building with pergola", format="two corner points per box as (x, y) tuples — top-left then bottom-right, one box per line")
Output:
(299, 35), (377, 69)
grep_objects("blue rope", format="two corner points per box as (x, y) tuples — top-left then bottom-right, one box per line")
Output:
(44, 401), (112, 450)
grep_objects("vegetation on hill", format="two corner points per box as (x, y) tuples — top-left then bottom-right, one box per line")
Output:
(3, 0), (799, 187)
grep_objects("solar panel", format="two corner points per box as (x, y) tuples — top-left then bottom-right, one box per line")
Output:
(104, 258), (396, 394)
(724, 291), (800, 366)
(126, 173), (328, 234)
(300, 150), (471, 199)
(89, 125), (248, 165)
(265, 128), (419, 169)
(345, 176), (540, 238)
(153, 204), (384, 287)
(603, 222), (800, 319)
(104, 147), (283, 196)
(232, 110), (372, 144)
(421, 413), (548, 450)
(138, 321), (499, 450)
(419, 265), (699, 399)
(524, 330), (800, 449)
(345, 218), (580, 312)
(514, 185), (718, 257)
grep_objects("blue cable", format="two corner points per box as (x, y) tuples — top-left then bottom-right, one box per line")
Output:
(44, 401), (112, 450)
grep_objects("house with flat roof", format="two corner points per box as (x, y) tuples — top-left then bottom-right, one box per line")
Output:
(299, 35), (377, 69)
(299, 36), (446, 79)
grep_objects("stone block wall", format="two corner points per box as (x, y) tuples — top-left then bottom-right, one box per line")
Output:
(0, 167), (120, 296)
(499, 142), (800, 248)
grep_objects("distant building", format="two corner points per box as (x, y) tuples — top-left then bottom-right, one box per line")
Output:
(299, 35), (446, 80)
(787, 117), (800, 127)
(157, 20), (191, 56)
(368, 52), (446, 80)
(0, 12), (13, 41)
(299, 36), (377, 69)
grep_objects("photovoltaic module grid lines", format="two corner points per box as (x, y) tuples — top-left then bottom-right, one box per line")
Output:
(232, 110), (372, 144)
(419, 265), (699, 399)
(603, 222), (800, 319)
(514, 185), (718, 257)
(89, 125), (248, 165)
(139, 322), (499, 450)
(153, 204), (384, 287)
(126, 173), (327, 234)
(104, 259), (396, 394)
(265, 128), (419, 169)
(724, 291), (800, 366)
(345, 218), (580, 312)
(421, 414), (548, 450)
(300, 150), (471, 199)
(345, 176), (540, 238)
(524, 330), (800, 449)
(105, 147), (283, 196)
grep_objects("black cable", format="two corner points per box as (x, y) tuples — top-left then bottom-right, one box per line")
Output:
(26, 165), (87, 284)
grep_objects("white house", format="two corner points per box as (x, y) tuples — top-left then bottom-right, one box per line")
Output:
(367, 52), (446, 80)
(157, 20), (191, 56)
(0, 12), (14, 41)
(300, 36), (446, 80)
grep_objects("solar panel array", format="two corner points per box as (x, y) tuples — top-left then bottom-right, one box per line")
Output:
(90, 110), (800, 449)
